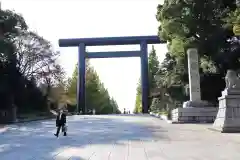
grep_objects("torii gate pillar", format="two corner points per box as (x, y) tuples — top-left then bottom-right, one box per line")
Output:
(140, 41), (149, 114)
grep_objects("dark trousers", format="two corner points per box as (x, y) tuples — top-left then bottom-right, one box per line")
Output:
(56, 124), (67, 136)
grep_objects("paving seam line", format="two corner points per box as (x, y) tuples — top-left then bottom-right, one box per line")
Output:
(106, 140), (116, 160)
(87, 138), (96, 160)
(140, 139), (149, 160)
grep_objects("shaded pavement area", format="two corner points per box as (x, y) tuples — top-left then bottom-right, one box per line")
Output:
(0, 114), (240, 160)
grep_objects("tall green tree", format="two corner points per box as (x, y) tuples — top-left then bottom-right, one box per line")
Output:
(150, 53), (187, 113)
(133, 46), (160, 113)
(148, 45), (160, 92)
(157, 0), (239, 73)
(66, 60), (120, 114)
(148, 46), (160, 107)
(133, 80), (141, 113)
(153, 0), (239, 113)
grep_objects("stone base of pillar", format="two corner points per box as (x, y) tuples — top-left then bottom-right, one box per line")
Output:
(212, 89), (240, 133)
(171, 101), (218, 123)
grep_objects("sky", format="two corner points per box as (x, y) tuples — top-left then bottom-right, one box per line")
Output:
(2, 0), (168, 112)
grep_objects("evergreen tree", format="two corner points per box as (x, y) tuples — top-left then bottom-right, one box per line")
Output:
(133, 46), (160, 113)
(66, 60), (120, 114)
(148, 46), (160, 107)
(148, 45), (160, 91)
(152, 0), (240, 114)
(133, 80), (142, 113)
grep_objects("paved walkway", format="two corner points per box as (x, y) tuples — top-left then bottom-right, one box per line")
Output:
(0, 115), (240, 160)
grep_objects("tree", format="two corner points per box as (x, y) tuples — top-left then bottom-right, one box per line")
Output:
(153, 0), (239, 112)
(66, 60), (120, 114)
(110, 98), (121, 114)
(0, 9), (65, 114)
(134, 46), (160, 113)
(0, 9), (28, 111)
(157, 0), (239, 73)
(15, 31), (64, 82)
(148, 45), (160, 106)
(133, 79), (141, 113)
(15, 31), (66, 99)
(150, 53), (187, 113)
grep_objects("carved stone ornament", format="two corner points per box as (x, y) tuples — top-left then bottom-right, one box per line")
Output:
(225, 70), (240, 89)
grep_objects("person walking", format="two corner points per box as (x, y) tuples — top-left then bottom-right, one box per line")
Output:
(54, 109), (67, 137)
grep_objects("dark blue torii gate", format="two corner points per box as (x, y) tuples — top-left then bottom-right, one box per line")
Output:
(59, 35), (163, 114)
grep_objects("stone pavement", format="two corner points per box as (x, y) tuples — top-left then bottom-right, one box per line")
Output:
(0, 114), (240, 160)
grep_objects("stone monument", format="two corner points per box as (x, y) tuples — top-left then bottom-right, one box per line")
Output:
(171, 48), (218, 123)
(212, 70), (240, 132)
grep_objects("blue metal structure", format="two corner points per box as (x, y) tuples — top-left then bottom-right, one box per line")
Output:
(59, 35), (164, 114)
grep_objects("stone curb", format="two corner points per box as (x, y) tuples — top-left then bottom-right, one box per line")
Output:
(149, 112), (172, 123)
(171, 121), (213, 124)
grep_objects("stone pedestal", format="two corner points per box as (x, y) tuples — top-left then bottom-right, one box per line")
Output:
(171, 48), (218, 123)
(212, 89), (240, 132)
(172, 101), (217, 123)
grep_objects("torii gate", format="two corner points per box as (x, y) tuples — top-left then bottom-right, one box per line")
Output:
(59, 36), (163, 114)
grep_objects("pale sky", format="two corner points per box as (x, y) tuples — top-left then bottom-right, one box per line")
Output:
(2, 0), (167, 112)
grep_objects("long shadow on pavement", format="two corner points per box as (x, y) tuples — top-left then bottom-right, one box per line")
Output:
(0, 115), (169, 160)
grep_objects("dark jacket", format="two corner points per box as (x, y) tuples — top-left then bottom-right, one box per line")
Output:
(56, 113), (66, 126)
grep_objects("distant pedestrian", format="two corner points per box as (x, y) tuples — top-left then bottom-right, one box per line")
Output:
(54, 109), (67, 137)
